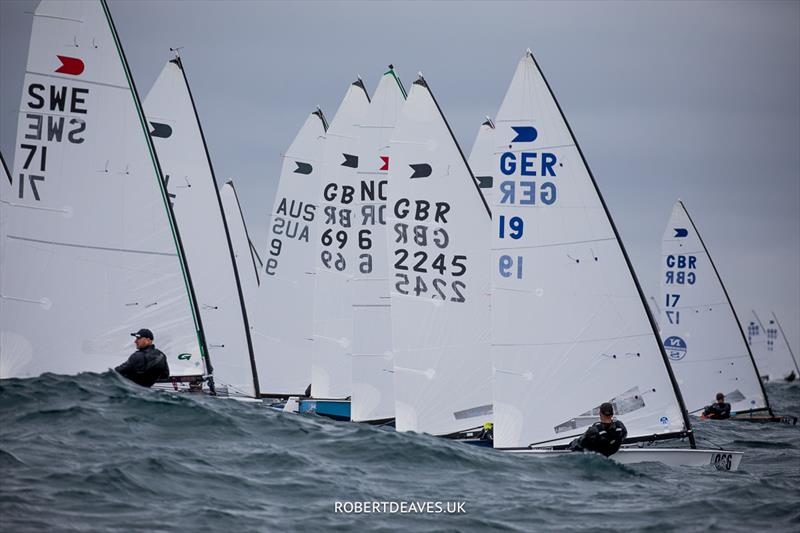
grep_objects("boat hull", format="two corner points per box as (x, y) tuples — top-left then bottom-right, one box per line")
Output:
(504, 447), (744, 471)
(298, 399), (351, 421)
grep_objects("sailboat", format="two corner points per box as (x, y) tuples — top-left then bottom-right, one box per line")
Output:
(305, 79), (370, 420)
(661, 201), (795, 424)
(387, 74), (493, 437)
(485, 51), (742, 469)
(1, 0), (207, 382)
(256, 108), (328, 399)
(747, 311), (799, 382)
(350, 67), (407, 425)
(144, 56), (258, 398)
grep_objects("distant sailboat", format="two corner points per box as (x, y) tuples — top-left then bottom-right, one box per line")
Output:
(351, 67), (406, 425)
(661, 202), (795, 423)
(257, 108), (328, 397)
(1, 0), (207, 381)
(660, 201), (775, 415)
(484, 51), (742, 468)
(747, 310), (799, 382)
(387, 74), (492, 437)
(145, 56), (258, 397)
(306, 79), (370, 419)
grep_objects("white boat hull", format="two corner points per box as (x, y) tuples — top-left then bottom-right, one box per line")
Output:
(505, 447), (743, 471)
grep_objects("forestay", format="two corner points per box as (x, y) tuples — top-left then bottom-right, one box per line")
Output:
(387, 75), (492, 436)
(351, 68), (406, 423)
(0, 0), (204, 379)
(312, 81), (370, 399)
(490, 52), (690, 449)
(660, 200), (770, 414)
(746, 311), (799, 382)
(145, 58), (257, 397)
(257, 109), (327, 396)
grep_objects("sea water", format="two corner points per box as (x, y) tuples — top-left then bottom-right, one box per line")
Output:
(1, 373), (798, 532)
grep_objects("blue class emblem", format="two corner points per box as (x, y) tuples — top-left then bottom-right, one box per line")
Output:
(511, 125), (538, 143)
(659, 416), (669, 425)
(663, 336), (687, 361)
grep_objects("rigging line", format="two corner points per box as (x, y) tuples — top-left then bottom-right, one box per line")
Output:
(24, 70), (128, 90)
(7, 234), (177, 256)
(493, 332), (652, 348)
(494, 237), (616, 251)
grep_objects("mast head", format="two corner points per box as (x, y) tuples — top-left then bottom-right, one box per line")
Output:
(414, 71), (427, 88)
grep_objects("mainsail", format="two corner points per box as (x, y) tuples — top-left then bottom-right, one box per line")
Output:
(351, 68), (406, 423)
(387, 75), (492, 436)
(312, 80), (370, 399)
(1, 0), (205, 379)
(145, 57), (257, 397)
(256, 109), (328, 396)
(219, 180), (269, 379)
(489, 52), (691, 449)
(660, 200), (770, 414)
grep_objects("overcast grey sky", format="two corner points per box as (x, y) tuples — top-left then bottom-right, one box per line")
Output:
(2, 0), (798, 350)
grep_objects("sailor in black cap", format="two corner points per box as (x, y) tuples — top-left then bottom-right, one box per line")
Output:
(569, 402), (628, 457)
(114, 328), (170, 387)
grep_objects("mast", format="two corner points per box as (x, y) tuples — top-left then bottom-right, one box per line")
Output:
(678, 200), (772, 415)
(772, 311), (800, 375)
(100, 0), (213, 386)
(171, 54), (260, 396)
(226, 180), (262, 288)
(527, 50), (695, 447)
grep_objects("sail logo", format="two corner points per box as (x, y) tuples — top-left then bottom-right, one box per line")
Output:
(663, 336), (687, 360)
(511, 126), (538, 143)
(55, 55), (84, 76)
(673, 228), (688, 238)
(177, 353), (192, 360)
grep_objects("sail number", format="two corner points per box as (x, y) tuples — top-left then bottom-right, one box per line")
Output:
(391, 198), (469, 303)
(664, 293), (681, 324)
(17, 84), (90, 202)
(711, 453), (732, 470)
(664, 254), (697, 285)
(266, 198), (315, 276)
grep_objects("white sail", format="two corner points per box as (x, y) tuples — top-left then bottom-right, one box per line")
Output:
(351, 68), (406, 423)
(312, 81), (370, 399)
(1, 0), (204, 379)
(746, 311), (799, 381)
(387, 76), (492, 436)
(256, 109), (328, 396)
(219, 180), (270, 388)
(144, 58), (256, 397)
(660, 200), (769, 414)
(489, 52), (689, 449)
(467, 118), (497, 207)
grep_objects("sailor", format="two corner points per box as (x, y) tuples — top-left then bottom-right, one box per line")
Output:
(114, 328), (170, 387)
(703, 392), (731, 420)
(478, 422), (494, 442)
(569, 402), (628, 457)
